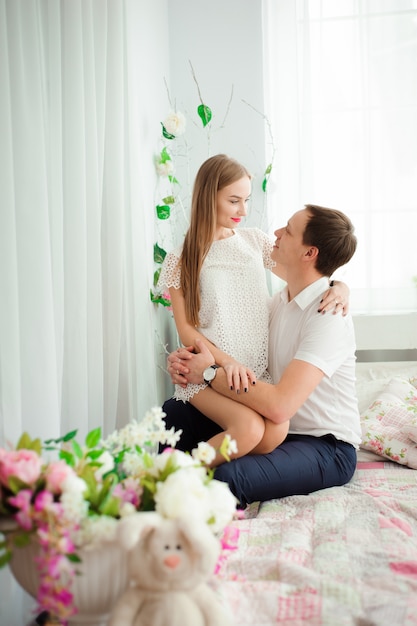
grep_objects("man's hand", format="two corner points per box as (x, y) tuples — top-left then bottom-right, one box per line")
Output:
(167, 341), (215, 387)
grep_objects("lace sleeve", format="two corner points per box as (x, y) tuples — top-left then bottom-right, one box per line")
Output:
(157, 250), (182, 290)
(256, 229), (275, 271)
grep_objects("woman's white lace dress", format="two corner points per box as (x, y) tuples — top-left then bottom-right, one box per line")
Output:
(158, 228), (274, 402)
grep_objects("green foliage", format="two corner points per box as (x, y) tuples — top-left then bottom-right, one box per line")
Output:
(262, 163), (272, 192)
(86, 428), (101, 449)
(16, 432), (42, 455)
(156, 204), (170, 220)
(153, 243), (167, 265)
(161, 124), (175, 140)
(159, 146), (171, 163)
(150, 290), (171, 308)
(197, 103), (212, 127)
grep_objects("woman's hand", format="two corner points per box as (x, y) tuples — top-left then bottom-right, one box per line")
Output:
(318, 281), (350, 316)
(221, 358), (257, 392)
(167, 346), (194, 388)
(167, 341), (256, 391)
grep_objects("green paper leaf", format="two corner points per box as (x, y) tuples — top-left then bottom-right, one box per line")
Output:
(168, 175), (179, 185)
(197, 104), (212, 127)
(162, 195), (175, 205)
(262, 163), (272, 192)
(153, 268), (161, 287)
(153, 243), (166, 265)
(156, 205), (171, 220)
(161, 124), (175, 140)
(150, 291), (171, 308)
(159, 146), (171, 163)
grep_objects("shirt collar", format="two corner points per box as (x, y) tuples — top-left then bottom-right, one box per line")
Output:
(281, 277), (330, 310)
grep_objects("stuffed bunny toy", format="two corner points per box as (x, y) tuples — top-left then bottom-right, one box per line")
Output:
(108, 512), (233, 626)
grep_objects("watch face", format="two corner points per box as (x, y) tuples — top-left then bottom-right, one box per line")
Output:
(204, 366), (217, 383)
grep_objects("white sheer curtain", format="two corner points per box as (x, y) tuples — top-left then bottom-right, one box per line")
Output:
(263, 0), (417, 313)
(0, 2), (163, 622)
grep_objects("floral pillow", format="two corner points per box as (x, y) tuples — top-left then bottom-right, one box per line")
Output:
(360, 377), (417, 467)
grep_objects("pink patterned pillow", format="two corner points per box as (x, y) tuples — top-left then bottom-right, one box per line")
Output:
(360, 377), (417, 467)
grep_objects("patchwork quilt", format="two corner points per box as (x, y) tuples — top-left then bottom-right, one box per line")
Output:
(216, 462), (417, 625)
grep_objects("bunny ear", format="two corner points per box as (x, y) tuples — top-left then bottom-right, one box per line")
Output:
(177, 516), (221, 571)
(117, 512), (162, 551)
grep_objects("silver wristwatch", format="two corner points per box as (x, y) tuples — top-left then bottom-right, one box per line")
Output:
(203, 364), (220, 385)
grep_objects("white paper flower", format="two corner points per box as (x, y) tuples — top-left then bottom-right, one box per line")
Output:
(163, 111), (186, 137)
(155, 159), (174, 177)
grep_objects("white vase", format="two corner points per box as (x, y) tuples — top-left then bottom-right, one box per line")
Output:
(9, 538), (129, 626)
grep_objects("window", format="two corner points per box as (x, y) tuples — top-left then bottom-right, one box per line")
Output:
(263, 0), (417, 312)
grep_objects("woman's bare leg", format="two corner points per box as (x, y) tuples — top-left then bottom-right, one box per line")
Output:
(190, 387), (263, 465)
(190, 387), (286, 466)
(250, 418), (289, 455)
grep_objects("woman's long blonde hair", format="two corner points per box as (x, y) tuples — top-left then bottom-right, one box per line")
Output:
(180, 154), (251, 327)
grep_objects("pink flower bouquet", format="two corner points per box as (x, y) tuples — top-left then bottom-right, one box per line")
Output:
(0, 408), (237, 624)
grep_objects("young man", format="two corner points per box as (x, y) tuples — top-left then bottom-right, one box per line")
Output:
(163, 205), (361, 507)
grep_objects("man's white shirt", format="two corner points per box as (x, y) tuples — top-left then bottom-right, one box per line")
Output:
(268, 277), (362, 447)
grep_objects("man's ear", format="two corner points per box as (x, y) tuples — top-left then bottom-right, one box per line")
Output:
(304, 246), (319, 261)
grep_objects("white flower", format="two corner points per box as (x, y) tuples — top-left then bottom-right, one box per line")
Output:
(192, 441), (216, 465)
(121, 451), (149, 476)
(119, 502), (137, 517)
(73, 516), (119, 549)
(94, 450), (114, 481)
(207, 479), (238, 533)
(59, 474), (89, 524)
(154, 468), (212, 524)
(103, 407), (181, 455)
(163, 111), (186, 137)
(155, 159), (174, 177)
(224, 434), (238, 456)
(61, 473), (87, 496)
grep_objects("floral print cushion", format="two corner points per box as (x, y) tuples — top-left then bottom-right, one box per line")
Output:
(360, 377), (417, 467)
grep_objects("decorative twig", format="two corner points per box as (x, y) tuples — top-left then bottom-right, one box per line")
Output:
(164, 77), (174, 110)
(189, 60), (204, 104)
(218, 85), (234, 129)
(241, 99), (276, 168)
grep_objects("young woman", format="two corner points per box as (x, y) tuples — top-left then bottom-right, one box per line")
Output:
(158, 154), (348, 465)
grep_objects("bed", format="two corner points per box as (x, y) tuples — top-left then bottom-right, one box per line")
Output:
(214, 351), (417, 625)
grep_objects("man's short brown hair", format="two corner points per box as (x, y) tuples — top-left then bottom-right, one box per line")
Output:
(303, 204), (357, 276)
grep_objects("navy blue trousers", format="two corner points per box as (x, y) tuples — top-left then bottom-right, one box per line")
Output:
(161, 397), (357, 507)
